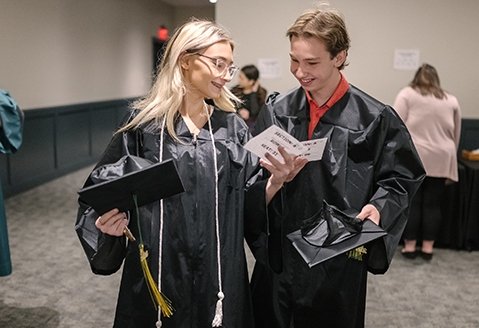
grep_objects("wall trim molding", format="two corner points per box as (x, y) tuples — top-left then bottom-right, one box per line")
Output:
(1, 98), (134, 198)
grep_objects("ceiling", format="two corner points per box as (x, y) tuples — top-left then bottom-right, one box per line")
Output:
(160, 0), (214, 7)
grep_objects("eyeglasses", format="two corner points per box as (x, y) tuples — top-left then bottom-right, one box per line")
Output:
(195, 53), (239, 78)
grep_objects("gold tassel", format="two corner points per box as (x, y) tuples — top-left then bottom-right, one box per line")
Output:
(139, 244), (174, 317)
(346, 246), (367, 261)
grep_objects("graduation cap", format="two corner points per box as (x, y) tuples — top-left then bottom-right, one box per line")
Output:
(78, 155), (185, 215)
(286, 200), (387, 267)
(78, 154), (180, 317)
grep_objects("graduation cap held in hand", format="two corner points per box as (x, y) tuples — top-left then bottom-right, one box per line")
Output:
(287, 200), (387, 267)
(78, 155), (185, 215)
(78, 154), (182, 317)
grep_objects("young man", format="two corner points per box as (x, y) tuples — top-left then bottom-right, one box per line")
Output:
(245, 6), (425, 328)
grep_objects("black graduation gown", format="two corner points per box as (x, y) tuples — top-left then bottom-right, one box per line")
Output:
(76, 108), (258, 327)
(245, 86), (425, 328)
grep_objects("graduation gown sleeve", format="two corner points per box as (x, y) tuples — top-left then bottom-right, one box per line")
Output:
(75, 130), (138, 275)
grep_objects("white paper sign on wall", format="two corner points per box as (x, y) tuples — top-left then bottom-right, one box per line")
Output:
(393, 49), (420, 71)
(257, 58), (281, 79)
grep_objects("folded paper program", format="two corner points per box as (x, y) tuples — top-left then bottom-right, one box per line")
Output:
(244, 124), (327, 163)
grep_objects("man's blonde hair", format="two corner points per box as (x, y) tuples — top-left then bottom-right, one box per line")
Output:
(287, 6), (350, 70)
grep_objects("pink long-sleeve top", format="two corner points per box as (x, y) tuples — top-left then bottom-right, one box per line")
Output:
(393, 86), (461, 181)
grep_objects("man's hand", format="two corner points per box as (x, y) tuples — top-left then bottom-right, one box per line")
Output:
(262, 146), (308, 204)
(356, 204), (380, 225)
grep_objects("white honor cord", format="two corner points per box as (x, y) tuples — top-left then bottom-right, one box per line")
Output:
(156, 117), (167, 328)
(207, 107), (224, 327)
(156, 106), (224, 327)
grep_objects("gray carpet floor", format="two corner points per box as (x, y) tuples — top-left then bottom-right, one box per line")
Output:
(0, 166), (478, 328)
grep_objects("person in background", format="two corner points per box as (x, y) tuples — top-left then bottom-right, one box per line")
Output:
(244, 5), (425, 328)
(231, 64), (267, 129)
(0, 89), (24, 277)
(76, 19), (260, 328)
(394, 63), (461, 261)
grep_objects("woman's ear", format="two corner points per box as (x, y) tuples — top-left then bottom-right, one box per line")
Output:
(180, 53), (190, 70)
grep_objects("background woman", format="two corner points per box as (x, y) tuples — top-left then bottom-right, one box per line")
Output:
(394, 63), (461, 260)
(230, 64), (267, 130)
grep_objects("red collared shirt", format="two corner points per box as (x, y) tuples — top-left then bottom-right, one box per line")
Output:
(306, 75), (350, 139)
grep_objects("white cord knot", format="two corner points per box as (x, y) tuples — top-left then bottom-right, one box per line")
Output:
(211, 291), (225, 327)
(155, 320), (162, 328)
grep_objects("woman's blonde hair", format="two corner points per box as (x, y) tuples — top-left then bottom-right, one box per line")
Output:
(119, 18), (239, 138)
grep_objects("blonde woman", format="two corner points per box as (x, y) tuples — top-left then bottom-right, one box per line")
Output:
(76, 19), (259, 327)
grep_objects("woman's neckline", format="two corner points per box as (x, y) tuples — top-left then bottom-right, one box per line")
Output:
(180, 102), (212, 137)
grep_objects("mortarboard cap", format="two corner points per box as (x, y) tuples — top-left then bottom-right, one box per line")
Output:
(287, 200), (387, 267)
(78, 155), (185, 215)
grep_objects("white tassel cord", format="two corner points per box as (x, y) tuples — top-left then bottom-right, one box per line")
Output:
(211, 291), (224, 327)
(207, 106), (224, 327)
(156, 105), (225, 327)
(156, 117), (167, 328)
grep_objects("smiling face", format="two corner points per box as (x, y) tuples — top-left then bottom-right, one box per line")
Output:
(289, 35), (345, 100)
(182, 41), (235, 101)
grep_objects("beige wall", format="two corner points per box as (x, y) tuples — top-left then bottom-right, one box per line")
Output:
(173, 5), (215, 26)
(1, 0), (477, 118)
(217, 0), (479, 118)
(0, 0), (213, 109)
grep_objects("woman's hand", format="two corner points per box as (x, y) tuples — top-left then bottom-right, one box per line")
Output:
(95, 208), (128, 237)
(262, 146), (308, 204)
(238, 108), (250, 120)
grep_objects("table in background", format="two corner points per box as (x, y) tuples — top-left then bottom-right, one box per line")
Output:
(438, 159), (479, 251)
